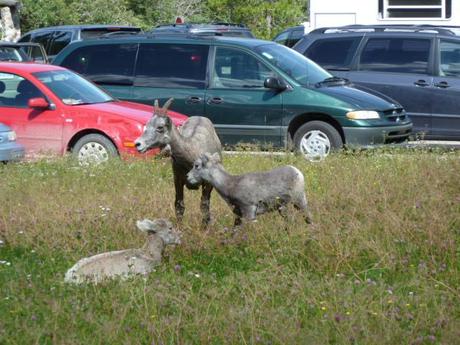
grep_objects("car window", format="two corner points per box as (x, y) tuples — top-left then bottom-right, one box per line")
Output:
(439, 39), (460, 77)
(48, 31), (72, 57)
(34, 70), (113, 105)
(0, 73), (44, 108)
(60, 43), (138, 85)
(359, 37), (431, 74)
(19, 45), (47, 63)
(0, 47), (27, 62)
(288, 29), (305, 47)
(255, 43), (331, 87)
(211, 47), (275, 89)
(134, 43), (209, 88)
(31, 31), (54, 53)
(305, 37), (361, 70)
(274, 31), (290, 45)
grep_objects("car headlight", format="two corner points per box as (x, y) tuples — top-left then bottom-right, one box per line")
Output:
(346, 110), (380, 120)
(7, 131), (16, 141)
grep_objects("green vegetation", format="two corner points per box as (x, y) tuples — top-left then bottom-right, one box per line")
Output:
(1, 149), (459, 344)
(20, 0), (309, 39)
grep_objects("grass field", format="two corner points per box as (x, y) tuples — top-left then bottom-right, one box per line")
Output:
(1, 148), (459, 344)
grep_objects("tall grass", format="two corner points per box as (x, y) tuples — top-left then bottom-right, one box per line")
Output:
(0, 148), (459, 344)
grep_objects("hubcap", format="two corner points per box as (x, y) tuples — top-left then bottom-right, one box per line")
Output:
(78, 142), (109, 165)
(300, 130), (331, 162)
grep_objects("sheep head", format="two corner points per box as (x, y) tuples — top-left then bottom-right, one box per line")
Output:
(135, 98), (174, 153)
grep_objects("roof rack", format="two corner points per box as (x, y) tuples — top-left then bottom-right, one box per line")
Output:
(310, 24), (460, 36)
(154, 22), (248, 29)
(99, 31), (142, 38)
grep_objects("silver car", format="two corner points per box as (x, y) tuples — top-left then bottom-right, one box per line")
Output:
(0, 123), (24, 162)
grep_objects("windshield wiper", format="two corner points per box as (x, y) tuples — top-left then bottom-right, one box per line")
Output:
(315, 76), (350, 87)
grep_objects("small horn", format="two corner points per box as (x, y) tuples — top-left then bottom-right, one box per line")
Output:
(154, 99), (159, 110)
(161, 98), (174, 114)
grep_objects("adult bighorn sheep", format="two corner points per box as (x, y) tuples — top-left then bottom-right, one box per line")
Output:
(135, 99), (222, 225)
(187, 152), (312, 226)
(64, 218), (181, 284)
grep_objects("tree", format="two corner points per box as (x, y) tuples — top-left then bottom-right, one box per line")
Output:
(206, 0), (308, 39)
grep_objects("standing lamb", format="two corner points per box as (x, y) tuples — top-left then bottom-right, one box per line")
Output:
(187, 153), (312, 226)
(135, 98), (222, 225)
(64, 218), (181, 284)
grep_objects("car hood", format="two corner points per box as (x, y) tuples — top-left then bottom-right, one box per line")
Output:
(75, 101), (188, 125)
(313, 84), (401, 111)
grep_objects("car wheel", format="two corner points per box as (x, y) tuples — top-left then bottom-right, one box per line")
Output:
(293, 121), (343, 162)
(72, 134), (118, 165)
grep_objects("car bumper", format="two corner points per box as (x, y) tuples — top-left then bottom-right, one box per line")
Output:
(0, 143), (25, 162)
(343, 123), (413, 146)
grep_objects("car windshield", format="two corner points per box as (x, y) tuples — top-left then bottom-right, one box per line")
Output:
(33, 70), (113, 105)
(254, 43), (332, 86)
(0, 46), (28, 61)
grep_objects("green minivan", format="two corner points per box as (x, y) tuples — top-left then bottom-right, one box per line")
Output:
(53, 34), (412, 160)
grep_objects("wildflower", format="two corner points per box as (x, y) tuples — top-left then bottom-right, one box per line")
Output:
(174, 264), (182, 272)
(346, 311), (351, 315)
(321, 306), (327, 311)
(194, 273), (200, 278)
(0, 240), (3, 245)
(406, 303), (411, 307)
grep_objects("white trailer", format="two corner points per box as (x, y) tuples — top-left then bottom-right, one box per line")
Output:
(309, 0), (460, 30)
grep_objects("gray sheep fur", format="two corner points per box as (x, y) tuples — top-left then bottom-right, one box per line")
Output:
(187, 152), (312, 226)
(64, 218), (180, 284)
(135, 98), (222, 225)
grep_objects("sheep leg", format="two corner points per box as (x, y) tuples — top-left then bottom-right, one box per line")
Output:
(173, 171), (186, 222)
(294, 195), (312, 224)
(233, 207), (243, 227)
(200, 183), (213, 226)
(241, 205), (257, 222)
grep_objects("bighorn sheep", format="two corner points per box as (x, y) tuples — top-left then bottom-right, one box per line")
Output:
(187, 153), (312, 226)
(135, 99), (222, 225)
(64, 218), (181, 284)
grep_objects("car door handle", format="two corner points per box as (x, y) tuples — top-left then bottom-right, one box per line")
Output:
(186, 96), (202, 104)
(414, 80), (430, 87)
(434, 81), (450, 88)
(207, 97), (224, 104)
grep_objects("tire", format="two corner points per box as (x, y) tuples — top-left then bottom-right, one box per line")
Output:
(293, 121), (343, 162)
(72, 134), (118, 165)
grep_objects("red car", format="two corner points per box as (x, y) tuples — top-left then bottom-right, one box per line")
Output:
(0, 63), (187, 163)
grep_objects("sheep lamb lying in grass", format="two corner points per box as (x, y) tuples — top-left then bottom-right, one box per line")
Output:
(64, 218), (181, 284)
(187, 152), (312, 226)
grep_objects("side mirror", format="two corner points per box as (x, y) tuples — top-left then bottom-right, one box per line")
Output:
(264, 77), (288, 91)
(28, 97), (49, 110)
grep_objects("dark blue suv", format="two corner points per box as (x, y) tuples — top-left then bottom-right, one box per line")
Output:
(294, 25), (460, 140)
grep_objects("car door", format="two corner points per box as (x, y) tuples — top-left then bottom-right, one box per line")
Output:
(205, 46), (283, 146)
(130, 43), (209, 116)
(348, 36), (434, 137)
(0, 72), (63, 154)
(430, 39), (460, 139)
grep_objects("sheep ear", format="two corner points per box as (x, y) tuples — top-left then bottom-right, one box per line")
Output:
(154, 99), (159, 110)
(161, 98), (174, 115)
(136, 219), (157, 233)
